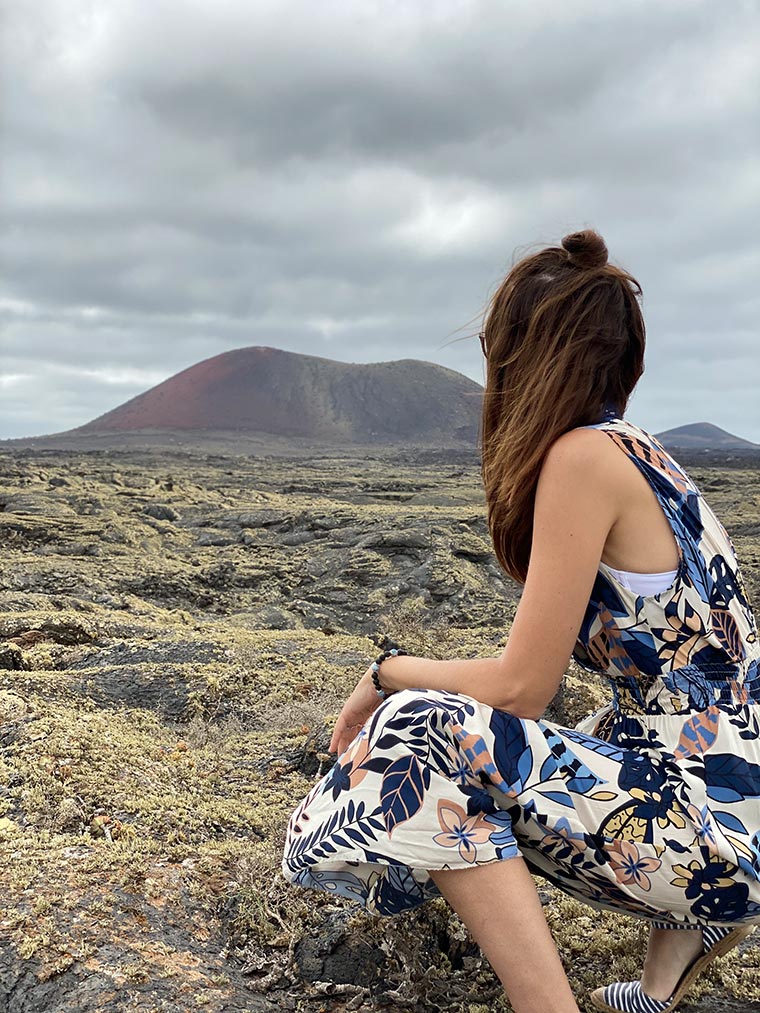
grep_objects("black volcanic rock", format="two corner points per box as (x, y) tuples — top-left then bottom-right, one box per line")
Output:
(70, 346), (484, 446)
(0, 445), (759, 1010)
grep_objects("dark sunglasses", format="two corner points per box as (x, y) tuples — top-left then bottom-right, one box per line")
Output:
(479, 331), (487, 357)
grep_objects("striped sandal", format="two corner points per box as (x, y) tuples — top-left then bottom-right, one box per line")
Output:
(590, 922), (756, 1012)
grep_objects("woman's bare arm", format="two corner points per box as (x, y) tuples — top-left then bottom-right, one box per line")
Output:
(489, 428), (620, 716)
(378, 428), (621, 717)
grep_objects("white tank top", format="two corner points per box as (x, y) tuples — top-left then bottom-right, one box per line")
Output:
(602, 564), (679, 595)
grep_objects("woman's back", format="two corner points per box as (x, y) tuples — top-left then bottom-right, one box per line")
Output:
(571, 412), (759, 712)
(283, 231), (760, 973)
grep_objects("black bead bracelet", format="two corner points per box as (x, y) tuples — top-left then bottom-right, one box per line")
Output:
(371, 647), (408, 699)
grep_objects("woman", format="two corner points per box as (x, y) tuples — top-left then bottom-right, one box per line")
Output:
(281, 229), (760, 1013)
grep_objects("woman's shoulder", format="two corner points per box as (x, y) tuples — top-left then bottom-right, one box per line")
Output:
(545, 416), (694, 499)
(564, 415), (671, 463)
(541, 425), (632, 498)
(566, 416), (703, 500)
(547, 420), (633, 464)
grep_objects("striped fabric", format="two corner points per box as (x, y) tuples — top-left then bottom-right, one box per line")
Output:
(701, 925), (737, 949)
(599, 925), (736, 1011)
(602, 981), (670, 1012)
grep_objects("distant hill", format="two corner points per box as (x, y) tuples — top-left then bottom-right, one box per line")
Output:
(71, 346), (483, 446)
(654, 422), (759, 451)
(4, 346), (757, 452)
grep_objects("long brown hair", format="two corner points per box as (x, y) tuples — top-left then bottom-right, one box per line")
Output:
(480, 228), (646, 584)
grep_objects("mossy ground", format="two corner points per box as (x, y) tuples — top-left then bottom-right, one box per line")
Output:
(1, 447), (759, 1011)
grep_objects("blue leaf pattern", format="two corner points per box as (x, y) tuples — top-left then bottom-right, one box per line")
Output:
(282, 416), (760, 922)
(380, 755), (427, 835)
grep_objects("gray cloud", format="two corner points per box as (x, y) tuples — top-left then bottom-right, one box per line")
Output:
(1, 0), (759, 440)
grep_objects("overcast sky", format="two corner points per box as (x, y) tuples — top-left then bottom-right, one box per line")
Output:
(2, 0), (759, 442)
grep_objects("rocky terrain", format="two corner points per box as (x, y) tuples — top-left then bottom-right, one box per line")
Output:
(1, 444), (759, 1012)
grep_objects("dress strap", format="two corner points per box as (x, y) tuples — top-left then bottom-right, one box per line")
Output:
(577, 416), (708, 601)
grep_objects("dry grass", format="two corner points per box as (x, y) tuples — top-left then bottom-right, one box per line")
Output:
(1, 446), (759, 1010)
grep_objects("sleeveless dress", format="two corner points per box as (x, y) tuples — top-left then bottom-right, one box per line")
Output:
(281, 410), (760, 926)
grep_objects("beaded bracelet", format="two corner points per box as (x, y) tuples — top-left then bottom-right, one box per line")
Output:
(370, 647), (408, 699)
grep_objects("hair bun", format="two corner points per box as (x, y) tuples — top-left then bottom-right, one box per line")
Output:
(561, 229), (608, 270)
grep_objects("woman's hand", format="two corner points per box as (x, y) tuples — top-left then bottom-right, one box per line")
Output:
(328, 667), (388, 756)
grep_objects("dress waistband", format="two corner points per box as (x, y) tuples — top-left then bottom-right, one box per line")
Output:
(608, 656), (760, 716)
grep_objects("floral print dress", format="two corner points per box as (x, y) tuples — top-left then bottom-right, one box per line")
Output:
(281, 411), (760, 925)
